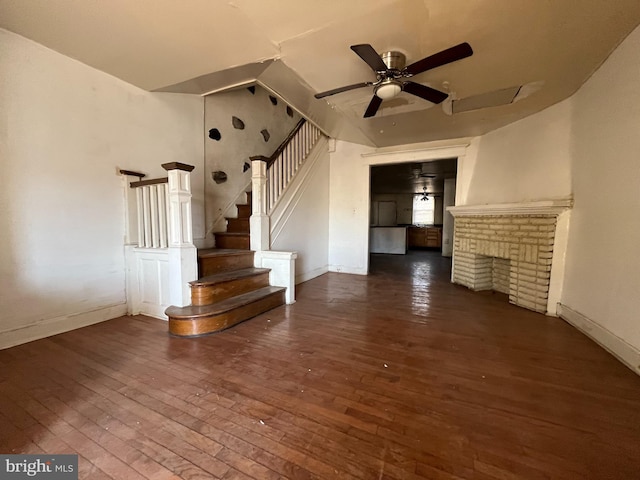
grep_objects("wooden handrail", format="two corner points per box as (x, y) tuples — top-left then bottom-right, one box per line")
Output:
(250, 118), (306, 169)
(120, 169), (146, 178)
(130, 177), (168, 188)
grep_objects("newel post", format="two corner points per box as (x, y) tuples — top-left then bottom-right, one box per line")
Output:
(250, 158), (270, 251)
(162, 162), (197, 307)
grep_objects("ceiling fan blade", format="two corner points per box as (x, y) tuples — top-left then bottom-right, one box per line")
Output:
(402, 81), (448, 104)
(350, 44), (389, 72)
(364, 95), (383, 118)
(314, 82), (373, 99)
(404, 42), (473, 76)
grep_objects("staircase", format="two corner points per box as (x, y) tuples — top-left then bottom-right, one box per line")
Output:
(166, 194), (286, 337)
(213, 193), (252, 249)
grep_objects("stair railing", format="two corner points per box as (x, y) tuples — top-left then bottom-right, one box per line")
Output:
(249, 119), (322, 251)
(130, 177), (170, 248)
(126, 162), (197, 314)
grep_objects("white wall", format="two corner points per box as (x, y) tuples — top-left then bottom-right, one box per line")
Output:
(442, 178), (456, 257)
(0, 29), (203, 348)
(328, 141), (375, 274)
(270, 140), (330, 284)
(328, 140), (468, 274)
(562, 25), (640, 353)
(458, 99), (573, 205)
(204, 86), (301, 240)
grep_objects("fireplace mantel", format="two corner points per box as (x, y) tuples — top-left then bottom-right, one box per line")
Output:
(448, 197), (573, 315)
(447, 198), (573, 217)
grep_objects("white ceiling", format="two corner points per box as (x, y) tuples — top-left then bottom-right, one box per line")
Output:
(2, 0), (640, 147)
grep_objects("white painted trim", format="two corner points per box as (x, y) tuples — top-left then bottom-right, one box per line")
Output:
(547, 210), (571, 315)
(0, 303), (128, 350)
(361, 140), (470, 160)
(126, 246), (174, 317)
(137, 305), (169, 321)
(558, 303), (640, 376)
(270, 136), (328, 242)
(448, 198), (573, 217)
(328, 265), (368, 275)
(254, 250), (298, 304)
(296, 265), (329, 284)
(206, 180), (252, 238)
(200, 80), (256, 97)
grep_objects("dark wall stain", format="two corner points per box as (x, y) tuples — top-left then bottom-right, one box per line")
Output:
(261, 129), (270, 142)
(232, 116), (245, 130)
(243, 162), (251, 173)
(212, 171), (227, 184)
(286, 106), (294, 117)
(208, 128), (221, 141)
(269, 95), (278, 105)
(247, 86), (256, 95)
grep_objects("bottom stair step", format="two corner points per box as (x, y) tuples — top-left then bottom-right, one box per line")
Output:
(166, 286), (286, 337)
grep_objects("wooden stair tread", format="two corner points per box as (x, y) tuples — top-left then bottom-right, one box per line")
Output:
(198, 248), (251, 258)
(190, 267), (270, 287)
(166, 286), (285, 319)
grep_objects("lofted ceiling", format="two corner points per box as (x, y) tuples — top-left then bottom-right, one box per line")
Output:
(2, 0), (640, 147)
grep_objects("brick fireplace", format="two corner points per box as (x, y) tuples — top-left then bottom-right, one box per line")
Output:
(448, 200), (572, 314)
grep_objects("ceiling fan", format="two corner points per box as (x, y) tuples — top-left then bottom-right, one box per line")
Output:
(314, 42), (473, 118)
(409, 164), (436, 180)
(417, 187), (430, 201)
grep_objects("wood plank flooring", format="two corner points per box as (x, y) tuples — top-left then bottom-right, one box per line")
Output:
(1, 250), (639, 479)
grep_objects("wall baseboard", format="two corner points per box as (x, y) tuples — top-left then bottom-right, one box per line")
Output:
(135, 304), (169, 321)
(0, 303), (128, 350)
(296, 265), (329, 284)
(328, 265), (368, 275)
(557, 303), (640, 376)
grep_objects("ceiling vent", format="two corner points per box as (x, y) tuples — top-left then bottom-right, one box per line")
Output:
(452, 86), (522, 114)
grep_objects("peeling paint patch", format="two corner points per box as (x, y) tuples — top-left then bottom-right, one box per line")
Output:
(261, 129), (270, 142)
(286, 106), (294, 117)
(269, 95), (278, 105)
(208, 128), (221, 141)
(247, 86), (256, 95)
(212, 171), (227, 184)
(243, 162), (250, 172)
(232, 116), (245, 129)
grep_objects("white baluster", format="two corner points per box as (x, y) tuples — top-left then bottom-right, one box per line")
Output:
(142, 186), (152, 248)
(136, 187), (144, 247)
(150, 184), (160, 248)
(158, 183), (168, 248)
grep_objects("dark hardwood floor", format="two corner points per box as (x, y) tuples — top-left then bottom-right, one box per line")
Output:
(1, 250), (639, 479)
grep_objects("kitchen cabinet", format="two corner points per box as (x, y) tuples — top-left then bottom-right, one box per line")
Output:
(408, 227), (442, 248)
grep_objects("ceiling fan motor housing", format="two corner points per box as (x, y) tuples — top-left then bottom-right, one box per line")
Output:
(380, 51), (406, 72)
(375, 51), (406, 99)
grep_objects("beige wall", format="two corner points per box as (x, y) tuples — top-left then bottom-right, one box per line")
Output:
(459, 99), (572, 206)
(0, 29), (203, 348)
(204, 86), (301, 241)
(562, 25), (640, 351)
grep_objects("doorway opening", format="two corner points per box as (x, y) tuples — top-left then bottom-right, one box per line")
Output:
(369, 158), (458, 260)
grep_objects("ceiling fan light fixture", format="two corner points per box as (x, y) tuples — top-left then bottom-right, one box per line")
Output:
(375, 80), (402, 100)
